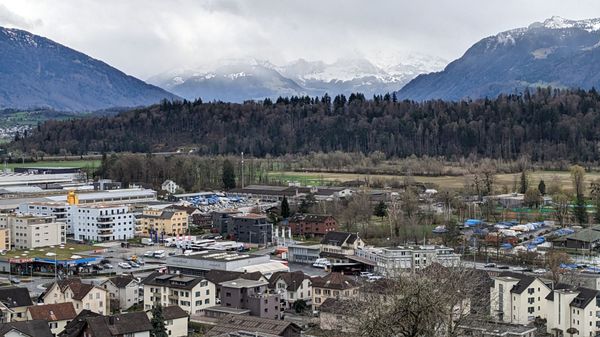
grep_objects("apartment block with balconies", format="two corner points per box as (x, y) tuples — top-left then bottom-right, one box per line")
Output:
(142, 272), (215, 315)
(69, 204), (134, 242)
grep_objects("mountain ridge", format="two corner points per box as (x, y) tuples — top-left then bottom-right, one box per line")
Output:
(0, 26), (178, 111)
(396, 16), (600, 101)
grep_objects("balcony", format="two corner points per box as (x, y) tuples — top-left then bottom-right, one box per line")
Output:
(97, 217), (113, 224)
(168, 294), (179, 301)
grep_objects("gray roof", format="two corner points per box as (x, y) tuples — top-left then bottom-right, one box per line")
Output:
(320, 231), (359, 246)
(86, 312), (152, 336)
(566, 226), (600, 243)
(206, 315), (300, 337)
(0, 286), (33, 308)
(142, 272), (210, 290)
(0, 320), (53, 337)
(220, 278), (268, 289)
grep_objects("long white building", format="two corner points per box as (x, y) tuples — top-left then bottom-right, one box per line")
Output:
(353, 245), (461, 276)
(0, 214), (66, 249)
(70, 204), (135, 242)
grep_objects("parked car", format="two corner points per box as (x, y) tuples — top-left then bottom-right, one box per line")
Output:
(129, 262), (140, 268)
(143, 251), (154, 258)
(360, 272), (373, 278)
(9, 277), (20, 284)
(533, 268), (547, 274)
(497, 265), (510, 270)
(92, 264), (104, 271)
(100, 259), (111, 264)
(367, 275), (384, 282)
(104, 264), (113, 269)
(512, 266), (529, 272)
(118, 262), (131, 269)
(483, 263), (496, 268)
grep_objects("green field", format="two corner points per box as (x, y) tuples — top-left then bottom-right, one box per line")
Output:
(5, 159), (100, 170)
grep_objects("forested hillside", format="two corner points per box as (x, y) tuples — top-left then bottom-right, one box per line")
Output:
(11, 88), (600, 161)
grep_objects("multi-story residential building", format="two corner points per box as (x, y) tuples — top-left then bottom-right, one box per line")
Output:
(219, 278), (282, 320)
(312, 272), (359, 308)
(138, 208), (188, 236)
(320, 231), (365, 263)
(288, 214), (338, 237)
(0, 287), (33, 322)
(18, 201), (71, 233)
(0, 228), (10, 251)
(0, 214), (65, 249)
(232, 214), (272, 244)
(211, 209), (241, 237)
(546, 285), (600, 337)
(69, 204), (135, 242)
(146, 306), (189, 337)
(43, 279), (109, 315)
(26, 302), (77, 335)
(142, 272), (216, 315)
(100, 275), (141, 311)
(490, 272), (552, 325)
(268, 271), (312, 309)
(354, 245), (461, 276)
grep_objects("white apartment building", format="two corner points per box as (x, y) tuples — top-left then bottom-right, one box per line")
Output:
(18, 201), (72, 233)
(0, 214), (65, 249)
(69, 204), (135, 242)
(490, 272), (551, 325)
(546, 286), (600, 337)
(354, 245), (461, 276)
(142, 273), (216, 315)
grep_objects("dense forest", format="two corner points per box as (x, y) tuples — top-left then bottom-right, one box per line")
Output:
(10, 88), (600, 161)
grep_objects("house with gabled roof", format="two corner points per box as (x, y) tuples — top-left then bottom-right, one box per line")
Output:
(42, 278), (109, 315)
(268, 271), (312, 309)
(26, 302), (77, 335)
(0, 287), (33, 322)
(100, 274), (140, 310)
(142, 272), (215, 315)
(546, 284), (600, 337)
(311, 272), (359, 308)
(320, 231), (365, 263)
(490, 271), (551, 325)
(0, 320), (53, 337)
(59, 311), (151, 337)
(147, 306), (188, 337)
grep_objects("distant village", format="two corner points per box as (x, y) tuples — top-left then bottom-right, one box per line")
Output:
(0, 165), (597, 337)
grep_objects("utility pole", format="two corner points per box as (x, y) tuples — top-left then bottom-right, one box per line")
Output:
(241, 152), (245, 189)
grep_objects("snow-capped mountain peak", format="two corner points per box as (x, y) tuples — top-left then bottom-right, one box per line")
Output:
(534, 16), (600, 32)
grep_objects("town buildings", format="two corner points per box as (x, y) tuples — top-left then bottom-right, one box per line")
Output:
(0, 287), (33, 322)
(69, 204), (135, 242)
(146, 306), (188, 337)
(268, 271), (312, 310)
(206, 315), (302, 337)
(319, 231), (365, 263)
(138, 208), (188, 236)
(26, 303), (77, 335)
(0, 214), (65, 249)
(100, 275), (141, 311)
(311, 272), (359, 308)
(232, 214), (272, 244)
(287, 243), (321, 264)
(353, 245), (461, 276)
(219, 278), (282, 320)
(161, 180), (180, 194)
(288, 214), (338, 237)
(43, 279), (110, 315)
(142, 272), (216, 315)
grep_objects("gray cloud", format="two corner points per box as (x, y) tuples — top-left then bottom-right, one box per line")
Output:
(3, 0), (600, 79)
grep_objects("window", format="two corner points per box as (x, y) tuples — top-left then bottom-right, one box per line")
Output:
(205, 299), (210, 304)
(527, 307), (534, 314)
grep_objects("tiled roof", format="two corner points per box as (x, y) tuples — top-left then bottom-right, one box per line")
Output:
(161, 305), (189, 320)
(86, 312), (152, 336)
(311, 272), (359, 290)
(107, 275), (137, 288)
(204, 270), (265, 285)
(0, 320), (53, 337)
(321, 231), (356, 246)
(0, 287), (33, 308)
(59, 310), (100, 337)
(27, 302), (77, 321)
(56, 279), (96, 300)
(268, 271), (310, 292)
(206, 315), (300, 337)
(497, 272), (536, 294)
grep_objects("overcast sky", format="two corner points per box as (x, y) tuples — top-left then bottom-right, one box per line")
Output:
(2, 0), (600, 79)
